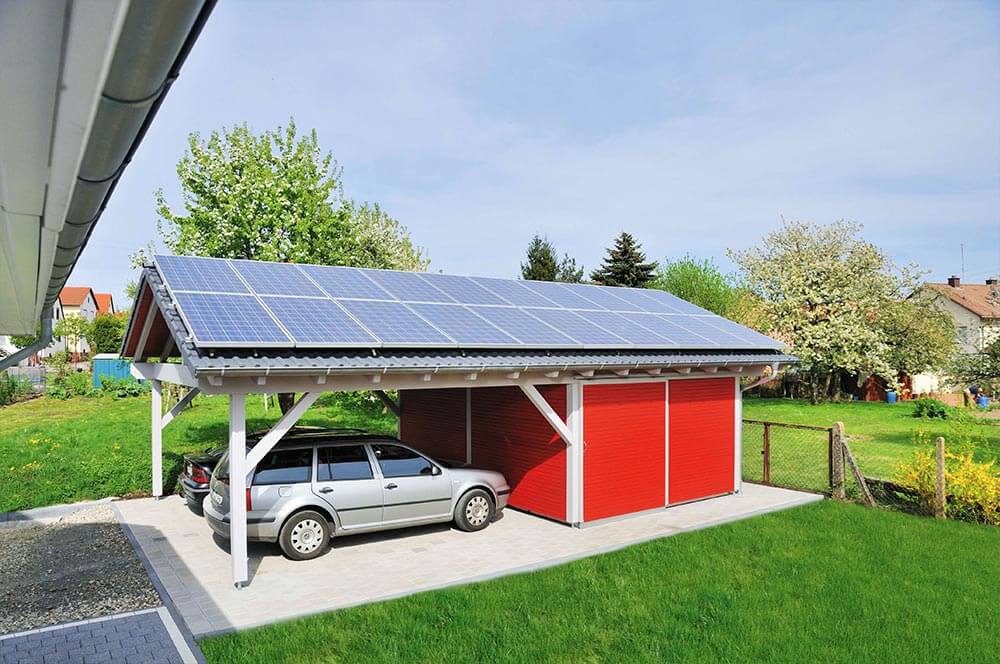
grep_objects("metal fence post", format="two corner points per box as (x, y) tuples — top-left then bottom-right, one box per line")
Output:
(762, 422), (771, 484)
(830, 421), (845, 499)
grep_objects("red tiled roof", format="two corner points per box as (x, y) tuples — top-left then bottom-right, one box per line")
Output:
(59, 286), (95, 307)
(94, 293), (114, 314)
(925, 282), (1000, 320)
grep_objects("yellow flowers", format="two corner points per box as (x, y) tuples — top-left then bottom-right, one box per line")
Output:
(896, 449), (1000, 525)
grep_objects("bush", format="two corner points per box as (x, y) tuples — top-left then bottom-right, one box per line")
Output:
(912, 398), (955, 419)
(46, 371), (95, 400)
(98, 376), (149, 399)
(895, 448), (1000, 525)
(0, 373), (33, 406)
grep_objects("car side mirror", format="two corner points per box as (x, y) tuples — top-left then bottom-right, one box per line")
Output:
(431, 465), (442, 476)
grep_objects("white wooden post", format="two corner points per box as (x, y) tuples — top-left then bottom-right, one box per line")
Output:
(734, 376), (742, 494)
(565, 383), (584, 525)
(151, 379), (163, 498)
(229, 394), (248, 588)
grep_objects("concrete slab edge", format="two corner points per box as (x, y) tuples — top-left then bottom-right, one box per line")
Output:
(0, 496), (118, 524)
(157, 607), (199, 664)
(196, 495), (825, 639)
(112, 502), (209, 664)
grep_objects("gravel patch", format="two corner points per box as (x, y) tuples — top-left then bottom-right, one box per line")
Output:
(0, 505), (160, 634)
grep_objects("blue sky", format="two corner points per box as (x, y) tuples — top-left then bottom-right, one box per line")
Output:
(73, 0), (1000, 306)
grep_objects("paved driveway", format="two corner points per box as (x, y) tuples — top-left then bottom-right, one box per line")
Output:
(115, 484), (821, 636)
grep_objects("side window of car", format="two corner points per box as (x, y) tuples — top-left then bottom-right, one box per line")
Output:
(253, 448), (312, 485)
(372, 444), (434, 478)
(318, 445), (373, 481)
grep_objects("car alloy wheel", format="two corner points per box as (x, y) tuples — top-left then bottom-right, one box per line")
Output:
(465, 495), (491, 527)
(290, 518), (324, 554)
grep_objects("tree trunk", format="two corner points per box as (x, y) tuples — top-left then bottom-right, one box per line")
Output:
(278, 392), (295, 414)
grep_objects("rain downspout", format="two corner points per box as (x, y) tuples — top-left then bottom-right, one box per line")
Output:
(0, 309), (54, 371)
(742, 361), (780, 393)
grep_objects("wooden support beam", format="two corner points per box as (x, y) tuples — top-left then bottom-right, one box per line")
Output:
(701, 366), (719, 373)
(160, 387), (200, 429)
(544, 370), (560, 379)
(505, 371), (521, 379)
(576, 369), (595, 378)
(207, 375), (223, 387)
(613, 369), (630, 377)
(369, 374), (381, 384)
(374, 390), (400, 418)
(518, 383), (573, 446)
(133, 306), (157, 361)
(645, 368), (662, 376)
(464, 372), (478, 381)
(254, 376), (267, 386)
(131, 362), (198, 387)
(314, 375), (327, 385)
(229, 394), (248, 588)
(673, 367), (692, 374)
(843, 441), (875, 507)
(245, 392), (322, 472)
(420, 373), (433, 382)
(151, 379), (162, 498)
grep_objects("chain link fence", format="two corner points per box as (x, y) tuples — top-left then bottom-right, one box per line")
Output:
(4, 366), (47, 393)
(742, 419), (835, 494)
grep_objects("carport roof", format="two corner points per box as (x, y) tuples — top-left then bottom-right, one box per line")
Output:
(123, 264), (796, 377)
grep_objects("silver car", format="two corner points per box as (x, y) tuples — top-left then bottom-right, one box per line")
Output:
(203, 434), (510, 560)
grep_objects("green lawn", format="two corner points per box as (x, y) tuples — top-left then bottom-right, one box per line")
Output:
(0, 393), (396, 513)
(200, 501), (1000, 663)
(743, 398), (1000, 486)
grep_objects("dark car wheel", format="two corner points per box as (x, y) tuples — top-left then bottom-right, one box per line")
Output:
(454, 489), (495, 532)
(279, 510), (331, 561)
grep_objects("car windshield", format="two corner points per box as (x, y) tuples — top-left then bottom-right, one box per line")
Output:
(213, 447), (249, 481)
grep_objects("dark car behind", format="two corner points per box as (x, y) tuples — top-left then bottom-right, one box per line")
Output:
(178, 426), (370, 513)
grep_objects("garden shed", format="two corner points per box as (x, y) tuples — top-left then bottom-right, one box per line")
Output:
(121, 254), (795, 587)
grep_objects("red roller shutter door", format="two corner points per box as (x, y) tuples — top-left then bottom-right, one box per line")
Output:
(399, 389), (467, 463)
(668, 377), (736, 504)
(583, 382), (666, 521)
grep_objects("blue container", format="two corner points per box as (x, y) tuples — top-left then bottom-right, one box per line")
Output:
(886, 390), (898, 404)
(92, 354), (134, 388)
(977, 395), (990, 409)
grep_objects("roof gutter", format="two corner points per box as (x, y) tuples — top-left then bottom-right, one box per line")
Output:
(44, 0), (216, 308)
(741, 361), (781, 392)
(0, 309), (54, 371)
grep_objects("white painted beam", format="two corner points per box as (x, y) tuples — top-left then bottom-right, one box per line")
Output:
(518, 383), (573, 447)
(613, 369), (630, 377)
(160, 387), (200, 429)
(464, 372), (478, 381)
(544, 370), (560, 379)
(645, 368), (661, 376)
(673, 367), (692, 374)
(245, 392), (321, 472)
(576, 369), (595, 378)
(701, 366), (719, 374)
(131, 362), (197, 387)
(229, 394), (248, 588)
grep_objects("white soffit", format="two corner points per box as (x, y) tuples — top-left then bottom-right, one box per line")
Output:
(0, 0), (128, 334)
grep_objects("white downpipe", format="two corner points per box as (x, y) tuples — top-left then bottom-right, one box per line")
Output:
(741, 362), (780, 393)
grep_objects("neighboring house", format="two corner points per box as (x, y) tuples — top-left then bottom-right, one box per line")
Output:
(923, 276), (1000, 354)
(94, 292), (116, 316)
(58, 286), (99, 360)
(0, 300), (65, 366)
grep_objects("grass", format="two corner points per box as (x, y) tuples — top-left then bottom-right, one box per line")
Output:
(199, 500), (1000, 663)
(0, 393), (396, 513)
(743, 398), (1000, 488)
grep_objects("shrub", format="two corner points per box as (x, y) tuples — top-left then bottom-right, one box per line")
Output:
(98, 376), (149, 399)
(912, 398), (954, 419)
(895, 448), (1000, 525)
(0, 373), (33, 406)
(47, 371), (95, 400)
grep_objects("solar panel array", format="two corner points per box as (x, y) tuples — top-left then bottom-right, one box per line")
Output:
(153, 254), (782, 351)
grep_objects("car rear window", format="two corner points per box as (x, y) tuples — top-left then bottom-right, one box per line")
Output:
(253, 448), (312, 485)
(318, 445), (373, 481)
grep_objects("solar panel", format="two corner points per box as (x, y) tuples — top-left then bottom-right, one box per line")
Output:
(156, 255), (248, 293)
(561, 283), (643, 312)
(419, 273), (509, 305)
(524, 308), (629, 345)
(609, 287), (684, 314)
(337, 300), (454, 345)
(470, 277), (559, 307)
(469, 306), (579, 346)
(231, 260), (325, 297)
(365, 269), (455, 303)
(154, 254), (782, 352)
(519, 280), (603, 310)
(584, 311), (673, 345)
(658, 314), (748, 346)
(300, 265), (394, 300)
(262, 297), (377, 345)
(407, 303), (519, 345)
(173, 292), (291, 345)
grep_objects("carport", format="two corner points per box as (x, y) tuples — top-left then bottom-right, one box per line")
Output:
(122, 255), (795, 588)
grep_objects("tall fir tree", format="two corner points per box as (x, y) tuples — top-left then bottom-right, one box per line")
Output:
(556, 253), (584, 283)
(520, 235), (559, 281)
(590, 232), (657, 287)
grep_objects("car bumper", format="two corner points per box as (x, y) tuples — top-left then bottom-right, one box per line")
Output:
(496, 488), (510, 511)
(202, 497), (278, 542)
(181, 478), (209, 505)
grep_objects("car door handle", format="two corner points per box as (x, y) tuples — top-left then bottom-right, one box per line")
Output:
(319, 487), (334, 494)
(385, 483), (398, 490)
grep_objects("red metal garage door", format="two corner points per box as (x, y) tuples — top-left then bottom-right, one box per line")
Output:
(668, 377), (736, 505)
(399, 388), (467, 463)
(583, 382), (666, 521)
